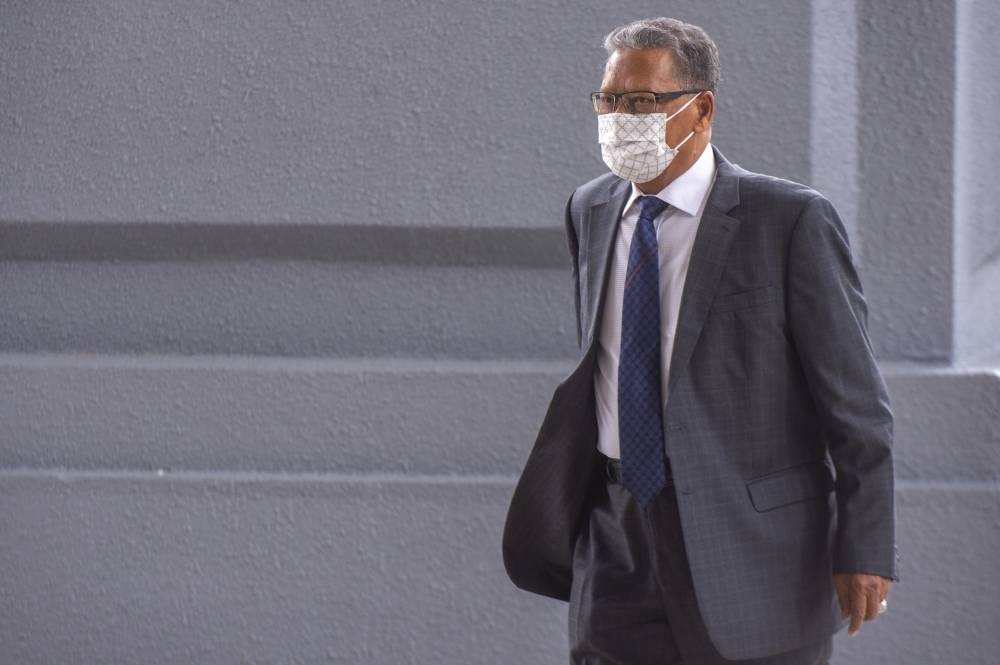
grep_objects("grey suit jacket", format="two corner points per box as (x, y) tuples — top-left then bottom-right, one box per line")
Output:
(502, 146), (899, 660)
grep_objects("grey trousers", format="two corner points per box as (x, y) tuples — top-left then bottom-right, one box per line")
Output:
(568, 455), (834, 665)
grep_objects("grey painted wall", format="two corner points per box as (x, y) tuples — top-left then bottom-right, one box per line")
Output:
(2, 1), (997, 663)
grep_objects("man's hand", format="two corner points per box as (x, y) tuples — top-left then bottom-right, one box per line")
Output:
(833, 573), (891, 637)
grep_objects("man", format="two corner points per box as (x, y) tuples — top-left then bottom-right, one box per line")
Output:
(502, 17), (899, 665)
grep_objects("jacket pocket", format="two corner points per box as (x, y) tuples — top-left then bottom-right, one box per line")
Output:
(746, 459), (834, 512)
(708, 283), (781, 314)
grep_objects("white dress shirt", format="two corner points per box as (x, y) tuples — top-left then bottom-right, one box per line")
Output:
(594, 144), (717, 459)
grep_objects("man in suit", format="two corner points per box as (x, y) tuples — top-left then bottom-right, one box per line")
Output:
(502, 17), (899, 664)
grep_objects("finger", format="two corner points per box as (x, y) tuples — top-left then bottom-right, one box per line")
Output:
(864, 583), (880, 620)
(848, 585), (867, 636)
(877, 578), (891, 615)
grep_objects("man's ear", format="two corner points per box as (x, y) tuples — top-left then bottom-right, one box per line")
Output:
(694, 91), (715, 132)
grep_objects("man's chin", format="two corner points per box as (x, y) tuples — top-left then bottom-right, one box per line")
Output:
(634, 172), (668, 192)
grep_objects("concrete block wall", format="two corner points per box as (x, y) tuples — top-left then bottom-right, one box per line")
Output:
(1, 1), (996, 663)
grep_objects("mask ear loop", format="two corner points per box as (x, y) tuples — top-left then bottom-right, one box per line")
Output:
(663, 92), (702, 151)
(667, 129), (696, 153)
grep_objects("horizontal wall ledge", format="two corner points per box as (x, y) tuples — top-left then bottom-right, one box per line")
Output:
(0, 466), (520, 486)
(0, 220), (568, 267)
(881, 364), (1000, 483)
(0, 258), (579, 358)
(1, 354), (996, 483)
(0, 467), (994, 494)
(0, 353), (572, 476)
(0, 351), (576, 374)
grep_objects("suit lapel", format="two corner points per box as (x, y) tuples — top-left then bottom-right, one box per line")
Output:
(581, 178), (630, 350)
(582, 146), (743, 399)
(665, 150), (742, 398)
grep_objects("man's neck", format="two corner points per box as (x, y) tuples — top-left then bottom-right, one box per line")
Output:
(635, 139), (710, 194)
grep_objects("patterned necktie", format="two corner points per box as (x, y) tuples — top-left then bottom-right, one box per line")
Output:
(619, 195), (671, 506)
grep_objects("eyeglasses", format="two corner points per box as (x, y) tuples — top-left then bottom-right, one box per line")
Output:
(590, 89), (703, 115)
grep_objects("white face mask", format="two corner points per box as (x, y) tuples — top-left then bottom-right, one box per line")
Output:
(597, 93), (701, 183)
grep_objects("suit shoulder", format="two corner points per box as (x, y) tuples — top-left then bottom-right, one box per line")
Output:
(732, 164), (830, 217)
(567, 172), (621, 219)
(728, 164), (848, 251)
(572, 171), (621, 200)
(731, 166), (837, 232)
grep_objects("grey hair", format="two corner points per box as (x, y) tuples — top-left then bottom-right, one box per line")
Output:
(603, 17), (721, 93)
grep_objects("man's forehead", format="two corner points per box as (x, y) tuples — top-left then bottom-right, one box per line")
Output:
(602, 48), (679, 87)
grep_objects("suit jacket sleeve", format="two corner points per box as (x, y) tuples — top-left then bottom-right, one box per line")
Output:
(786, 195), (900, 581)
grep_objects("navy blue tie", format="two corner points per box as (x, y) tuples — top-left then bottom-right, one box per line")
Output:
(619, 195), (671, 507)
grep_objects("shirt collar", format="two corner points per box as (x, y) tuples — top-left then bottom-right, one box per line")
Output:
(623, 143), (716, 218)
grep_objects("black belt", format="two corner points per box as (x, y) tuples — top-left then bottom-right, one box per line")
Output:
(599, 451), (673, 486)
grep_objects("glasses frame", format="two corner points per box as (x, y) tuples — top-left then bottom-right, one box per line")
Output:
(590, 89), (704, 115)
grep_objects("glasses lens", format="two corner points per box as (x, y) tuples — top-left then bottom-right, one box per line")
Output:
(623, 92), (657, 114)
(592, 93), (616, 114)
